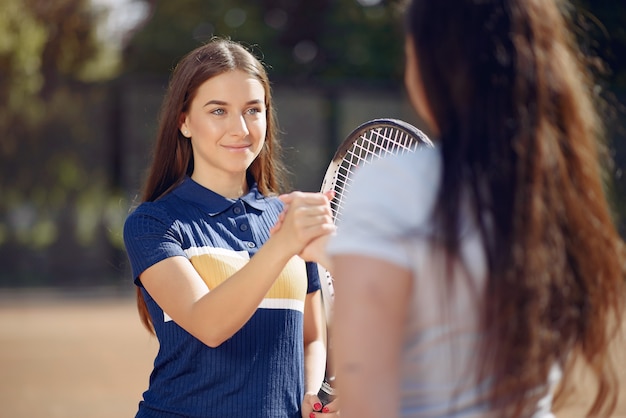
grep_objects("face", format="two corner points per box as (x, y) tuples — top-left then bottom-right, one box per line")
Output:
(180, 70), (267, 185)
(404, 36), (439, 136)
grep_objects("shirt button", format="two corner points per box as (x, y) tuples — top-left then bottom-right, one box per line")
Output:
(239, 224), (248, 231)
(247, 242), (256, 248)
(233, 207), (242, 214)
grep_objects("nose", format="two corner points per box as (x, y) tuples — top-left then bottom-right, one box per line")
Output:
(230, 114), (249, 137)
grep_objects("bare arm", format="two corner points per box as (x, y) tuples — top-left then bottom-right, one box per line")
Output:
(139, 191), (334, 348)
(303, 290), (327, 394)
(331, 254), (412, 418)
(301, 290), (328, 414)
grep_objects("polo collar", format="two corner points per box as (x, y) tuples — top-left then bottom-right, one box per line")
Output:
(172, 176), (269, 216)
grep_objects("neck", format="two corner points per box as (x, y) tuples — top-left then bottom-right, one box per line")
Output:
(191, 172), (248, 199)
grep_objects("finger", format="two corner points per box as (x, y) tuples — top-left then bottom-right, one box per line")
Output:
(290, 212), (334, 233)
(278, 191), (306, 204)
(292, 218), (335, 239)
(287, 191), (331, 207)
(324, 398), (339, 410)
(302, 392), (322, 416)
(312, 400), (323, 412)
(295, 205), (331, 218)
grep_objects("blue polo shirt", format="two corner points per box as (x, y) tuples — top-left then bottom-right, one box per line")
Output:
(123, 176), (321, 418)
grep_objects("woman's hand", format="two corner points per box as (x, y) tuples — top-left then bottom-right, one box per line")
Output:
(271, 191), (335, 258)
(302, 392), (340, 418)
(300, 234), (333, 268)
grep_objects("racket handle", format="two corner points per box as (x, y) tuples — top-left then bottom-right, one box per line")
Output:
(317, 379), (336, 406)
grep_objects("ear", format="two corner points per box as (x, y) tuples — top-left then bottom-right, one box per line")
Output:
(179, 114), (190, 138)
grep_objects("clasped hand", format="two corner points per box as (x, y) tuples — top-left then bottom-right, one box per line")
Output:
(270, 191), (335, 263)
(303, 392), (340, 418)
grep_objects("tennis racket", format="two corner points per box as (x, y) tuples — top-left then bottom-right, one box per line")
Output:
(317, 118), (432, 404)
(318, 118), (433, 321)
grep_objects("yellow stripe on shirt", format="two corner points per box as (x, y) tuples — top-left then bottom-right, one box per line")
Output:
(185, 247), (309, 312)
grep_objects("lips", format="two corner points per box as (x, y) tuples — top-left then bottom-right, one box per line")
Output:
(223, 143), (251, 150)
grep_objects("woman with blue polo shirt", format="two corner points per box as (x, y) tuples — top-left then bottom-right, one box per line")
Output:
(123, 38), (337, 418)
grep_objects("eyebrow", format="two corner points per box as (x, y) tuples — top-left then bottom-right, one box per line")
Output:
(203, 99), (264, 107)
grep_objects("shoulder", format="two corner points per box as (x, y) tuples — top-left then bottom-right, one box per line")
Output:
(123, 198), (180, 240)
(327, 146), (441, 267)
(355, 145), (440, 189)
(344, 145), (441, 226)
(125, 199), (170, 224)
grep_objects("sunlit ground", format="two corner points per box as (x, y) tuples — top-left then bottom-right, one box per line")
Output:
(0, 289), (157, 418)
(0, 289), (624, 418)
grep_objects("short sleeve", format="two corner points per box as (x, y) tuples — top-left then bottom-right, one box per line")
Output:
(123, 203), (187, 285)
(305, 261), (321, 294)
(327, 146), (441, 269)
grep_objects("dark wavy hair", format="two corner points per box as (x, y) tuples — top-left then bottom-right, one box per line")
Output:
(405, 0), (625, 416)
(135, 38), (287, 332)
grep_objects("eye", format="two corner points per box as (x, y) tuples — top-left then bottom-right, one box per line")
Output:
(211, 108), (225, 116)
(245, 107), (263, 116)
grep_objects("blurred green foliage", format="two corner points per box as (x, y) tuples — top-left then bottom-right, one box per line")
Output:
(122, 0), (626, 87)
(123, 0), (407, 85)
(0, 0), (625, 286)
(0, 0), (127, 285)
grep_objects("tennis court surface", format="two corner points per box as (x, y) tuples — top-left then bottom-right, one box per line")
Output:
(0, 289), (624, 417)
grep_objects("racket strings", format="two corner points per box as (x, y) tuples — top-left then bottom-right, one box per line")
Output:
(319, 119), (431, 326)
(331, 127), (417, 222)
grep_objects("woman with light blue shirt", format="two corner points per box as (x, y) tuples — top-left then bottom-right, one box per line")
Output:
(321, 1), (626, 417)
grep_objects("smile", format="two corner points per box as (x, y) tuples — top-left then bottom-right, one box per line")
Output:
(223, 144), (251, 150)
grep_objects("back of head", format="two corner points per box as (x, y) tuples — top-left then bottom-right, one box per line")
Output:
(405, 0), (625, 416)
(405, 0), (580, 150)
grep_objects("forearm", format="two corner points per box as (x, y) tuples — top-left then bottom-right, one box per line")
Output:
(141, 235), (300, 347)
(301, 290), (330, 417)
(304, 338), (327, 395)
(303, 290), (328, 394)
(189, 236), (296, 346)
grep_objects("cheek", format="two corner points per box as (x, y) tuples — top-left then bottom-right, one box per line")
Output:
(405, 61), (432, 126)
(192, 118), (223, 139)
(405, 64), (423, 113)
(251, 118), (268, 139)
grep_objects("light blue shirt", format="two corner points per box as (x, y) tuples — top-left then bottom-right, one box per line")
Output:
(328, 147), (559, 417)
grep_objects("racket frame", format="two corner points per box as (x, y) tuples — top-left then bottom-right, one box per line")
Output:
(318, 118), (432, 322)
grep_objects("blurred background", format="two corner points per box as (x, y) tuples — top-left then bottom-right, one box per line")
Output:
(0, 1), (625, 417)
(0, 0), (625, 290)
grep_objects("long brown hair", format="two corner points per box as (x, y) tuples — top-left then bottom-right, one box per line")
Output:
(135, 38), (287, 333)
(405, 0), (625, 416)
